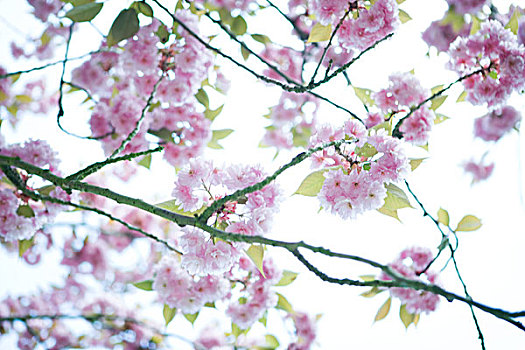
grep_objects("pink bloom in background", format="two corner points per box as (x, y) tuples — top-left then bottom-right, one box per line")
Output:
(445, 0), (488, 14)
(337, 0), (400, 51)
(289, 312), (317, 350)
(474, 106), (521, 141)
(464, 159), (494, 182)
(448, 20), (525, 107)
(422, 20), (470, 52)
(380, 247), (441, 314)
(309, 0), (349, 25)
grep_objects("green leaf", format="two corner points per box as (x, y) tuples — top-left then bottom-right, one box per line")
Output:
(241, 45), (250, 60)
(399, 304), (417, 329)
(409, 158), (426, 171)
(208, 129), (234, 149)
(245, 244), (265, 277)
(251, 34), (271, 44)
(437, 208), (449, 226)
(355, 143), (377, 158)
(231, 322), (248, 336)
(19, 238), (34, 258)
(353, 87), (375, 106)
(456, 90), (467, 102)
(163, 304), (176, 326)
(434, 113), (449, 125)
(204, 105), (224, 121)
(430, 85), (444, 95)
(137, 154), (152, 169)
(374, 297), (391, 322)
(107, 8), (139, 47)
(398, 9), (411, 23)
(264, 334), (280, 349)
(377, 183), (412, 220)
(155, 199), (207, 217)
(504, 8), (521, 35)
(231, 15), (247, 36)
(17, 205), (35, 218)
(195, 88), (209, 108)
(132, 279), (153, 291)
(275, 270), (298, 286)
(489, 70), (498, 80)
(65, 2), (103, 22)
(430, 95), (447, 111)
(455, 215), (482, 232)
(359, 275), (376, 282)
(131, 1), (153, 17)
(15, 95), (32, 103)
(294, 169), (328, 197)
(69, 0), (95, 6)
(183, 312), (199, 325)
(396, 0), (406, 3)
(442, 9), (465, 32)
(276, 293), (293, 313)
(307, 22), (332, 43)
(155, 24), (170, 44)
(470, 15), (481, 35)
(360, 286), (385, 298)
(437, 236), (449, 251)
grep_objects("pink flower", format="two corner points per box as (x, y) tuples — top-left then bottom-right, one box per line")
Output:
(464, 160), (494, 182)
(474, 106), (521, 141)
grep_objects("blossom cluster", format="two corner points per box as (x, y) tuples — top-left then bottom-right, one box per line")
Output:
(172, 158), (281, 235)
(288, 312), (317, 350)
(310, 120), (409, 219)
(380, 247), (441, 314)
(373, 72), (435, 145)
(474, 105), (521, 142)
(448, 20), (525, 107)
(0, 139), (70, 242)
(262, 92), (318, 150)
(445, 0), (488, 15)
(73, 12), (217, 166)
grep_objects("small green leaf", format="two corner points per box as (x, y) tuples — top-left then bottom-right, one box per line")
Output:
(275, 270), (298, 286)
(374, 297), (391, 322)
(456, 90), (468, 102)
(442, 9), (465, 32)
(276, 293), (293, 313)
(155, 199), (207, 217)
(353, 87), (375, 106)
(155, 24), (170, 44)
(430, 85), (444, 95)
(359, 275), (376, 282)
(398, 9), (411, 23)
(355, 143), (377, 158)
(377, 183), (412, 220)
(19, 238), (34, 257)
(264, 334), (280, 349)
(241, 45), (250, 60)
(294, 169), (328, 197)
(470, 15), (481, 35)
(183, 312), (199, 325)
(434, 113), (449, 124)
(107, 8), (139, 47)
(163, 304), (176, 326)
(396, 0), (406, 3)
(360, 286), (385, 298)
(15, 95), (32, 103)
(137, 154), (152, 169)
(65, 2), (103, 22)
(245, 244), (265, 277)
(208, 129), (234, 149)
(132, 1), (153, 17)
(17, 205), (35, 218)
(489, 70), (498, 80)
(195, 88), (209, 108)
(437, 236), (449, 251)
(251, 33), (271, 44)
(231, 322), (248, 336)
(504, 8), (521, 35)
(307, 22), (332, 43)
(132, 279), (153, 291)
(437, 208), (449, 226)
(430, 95), (447, 111)
(204, 105), (224, 121)
(231, 15), (247, 36)
(455, 215), (482, 232)
(399, 304), (417, 329)
(409, 158), (426, 171)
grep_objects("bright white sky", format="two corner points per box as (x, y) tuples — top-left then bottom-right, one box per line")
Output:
(1, 0), (525, 349)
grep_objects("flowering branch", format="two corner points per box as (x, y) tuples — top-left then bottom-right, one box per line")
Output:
(1, 155), (524, 332)
(405, 180), (486, 349)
